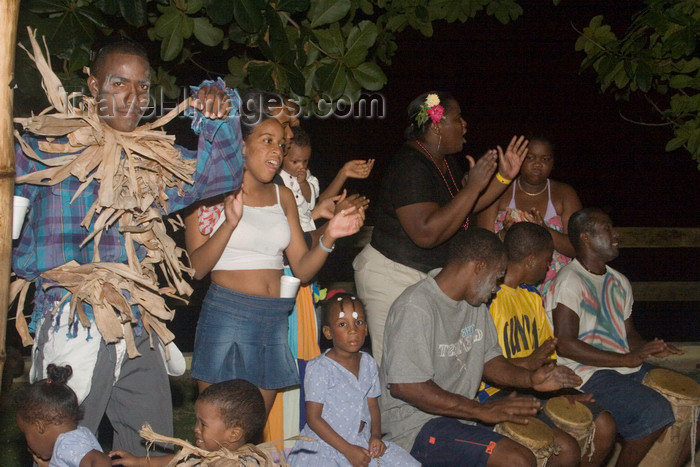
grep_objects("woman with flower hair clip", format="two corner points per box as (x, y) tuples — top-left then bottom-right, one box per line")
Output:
(353, 91), (528, 364)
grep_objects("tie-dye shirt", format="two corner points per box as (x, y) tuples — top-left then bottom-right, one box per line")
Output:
(546, 259), (639, 386)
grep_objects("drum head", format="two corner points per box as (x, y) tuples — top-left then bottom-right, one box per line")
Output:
(643, 368), (700, 399)
(544, 396), (593, 427)
(497, 416), (554, 449)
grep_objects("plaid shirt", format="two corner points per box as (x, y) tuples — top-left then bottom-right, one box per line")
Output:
(13, 82), (244, 331)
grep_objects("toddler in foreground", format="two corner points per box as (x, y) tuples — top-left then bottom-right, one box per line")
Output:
(287, 293), (419, 466)
(109, 379), (266, 466)
(15, 364), (111, 467)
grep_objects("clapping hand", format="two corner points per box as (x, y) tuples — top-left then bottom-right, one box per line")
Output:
(343, 159), (375, 179)
(464, 150), (497, 193)
(497, 135), (528, 180)
(223, 188), (244, 229)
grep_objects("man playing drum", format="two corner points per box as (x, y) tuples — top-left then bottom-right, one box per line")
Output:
(379, 228), (583, 467)
(478, 222), (617, 466)
(549, 208), (686, 466)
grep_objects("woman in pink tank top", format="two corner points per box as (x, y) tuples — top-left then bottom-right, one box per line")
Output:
(477, 136), (582, 300)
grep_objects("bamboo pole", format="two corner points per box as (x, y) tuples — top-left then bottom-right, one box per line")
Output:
(0, 0), (21, 396)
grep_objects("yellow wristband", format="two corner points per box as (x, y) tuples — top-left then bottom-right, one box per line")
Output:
(495, 172), (511, 185)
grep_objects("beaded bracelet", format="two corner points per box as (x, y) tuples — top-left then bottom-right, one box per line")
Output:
(495, 172), (512, 185)
(319, 234), (335, 253)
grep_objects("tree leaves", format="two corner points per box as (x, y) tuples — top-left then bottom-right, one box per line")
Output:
(577, 0), (700, 167)
(18, 0), (558, 121)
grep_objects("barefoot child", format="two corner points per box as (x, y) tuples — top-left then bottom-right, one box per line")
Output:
(288, 293), (419, 466)
(15, 364), (111, 467)
(109, 379), (266, 466)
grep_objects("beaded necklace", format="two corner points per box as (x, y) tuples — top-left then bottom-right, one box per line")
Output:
(415, 140), (469, 229)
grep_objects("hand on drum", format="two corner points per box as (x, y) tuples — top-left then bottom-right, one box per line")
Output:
(625, 338), (684, 366)
(524, 337), (558, 371)
(477, 392), (540, 425)
(531, 361), (582, 392)
(563, 392), (595, 406)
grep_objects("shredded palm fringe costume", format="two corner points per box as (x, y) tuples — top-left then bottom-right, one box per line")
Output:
(11, 28), (199, 359)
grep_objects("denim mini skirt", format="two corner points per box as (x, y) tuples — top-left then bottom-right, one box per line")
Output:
(190, 283), (299, 389)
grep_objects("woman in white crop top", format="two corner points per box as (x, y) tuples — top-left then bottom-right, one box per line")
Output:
(184, 111), (365, 414)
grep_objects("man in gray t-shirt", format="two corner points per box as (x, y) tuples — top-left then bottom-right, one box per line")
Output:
(380, 228), (582, 467)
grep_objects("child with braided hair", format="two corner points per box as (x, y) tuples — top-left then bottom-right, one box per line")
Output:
(15, 364), (111, 466)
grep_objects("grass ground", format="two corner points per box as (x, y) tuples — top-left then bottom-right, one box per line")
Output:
(0, 374), (199, 466)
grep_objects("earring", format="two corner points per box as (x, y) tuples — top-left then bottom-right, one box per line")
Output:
(437, 134), (442, 153)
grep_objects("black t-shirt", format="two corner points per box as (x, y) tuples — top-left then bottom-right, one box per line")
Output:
(371, 143), (466, 272)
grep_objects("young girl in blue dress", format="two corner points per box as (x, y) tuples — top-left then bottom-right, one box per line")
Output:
(288, 293), (419, 466)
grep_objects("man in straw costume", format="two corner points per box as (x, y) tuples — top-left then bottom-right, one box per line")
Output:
(11, 30), (244, 456)
(548, 207), (686, 466)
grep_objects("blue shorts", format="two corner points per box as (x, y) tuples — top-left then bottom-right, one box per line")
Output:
(190, 283), (299, 389)
(581, 363), (675, 441)
(410, 417), (503, 467)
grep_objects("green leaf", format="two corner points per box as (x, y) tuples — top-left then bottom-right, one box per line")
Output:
(316, 61), (347, 98)
(248, 61), (275, 90)
(161, 27), (184, 61)
(266, 9), (293, 63)
(344, 21), (377, 68)
(206, 0), (235, 24)
(233, 0), (265, 33)
(277, 0), (310, 13)
(351, 62), (387, 91)
(118, 0), (148, 26)
(186, 0), (206, 14)
(155, 9), (182, 38)
(308, 0), (351, 28)
(666, 136), (687, 152)
(182, 15), (195, 39)
(669, 74), (694, 89)
(225, 56), (248, 88)
(193, 17), (224, 45)
(385, 13), (407, 32)
(313, 23), (345, 57)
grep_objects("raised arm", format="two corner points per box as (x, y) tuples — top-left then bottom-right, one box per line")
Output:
(396, 152), (496, 248)
(319, 159), (375, 202)
(183, 190), (243, 280)
(282, 187), (364, 282)
(472, 136), (528, 213)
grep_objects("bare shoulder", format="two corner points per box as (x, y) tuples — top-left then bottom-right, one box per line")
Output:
(550, 180), (580, 201)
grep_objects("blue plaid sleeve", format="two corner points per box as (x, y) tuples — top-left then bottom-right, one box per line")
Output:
(166, 79), (245, 212)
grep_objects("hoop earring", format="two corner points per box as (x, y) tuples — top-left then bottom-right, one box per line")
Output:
(437, 134), (442, 153)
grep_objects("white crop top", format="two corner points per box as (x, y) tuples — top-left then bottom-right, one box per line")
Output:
(211, 185), (291, 271)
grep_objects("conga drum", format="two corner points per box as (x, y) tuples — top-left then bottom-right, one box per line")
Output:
(543, 396), (595, 460)
(494, 416), (558, 467)
(639, 368), (700, 467)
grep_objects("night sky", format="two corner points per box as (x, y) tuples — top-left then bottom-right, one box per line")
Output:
(304, 1), (699, 341)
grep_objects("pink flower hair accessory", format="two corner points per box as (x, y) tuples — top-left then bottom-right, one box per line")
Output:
(415, 93), (445, 128)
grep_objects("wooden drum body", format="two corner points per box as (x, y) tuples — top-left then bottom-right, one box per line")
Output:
(639, 368), (700, 467)
(543, 396), (595, 459)
(494, 416), (558, 467)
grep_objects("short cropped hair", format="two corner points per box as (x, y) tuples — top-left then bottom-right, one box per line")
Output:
(568, 207), (606, 252)
(90, 37), (148, 77)
(504, 223), (554, 263)
(198, 379), (266, 444)
(290, 125), (311, 148)
(448, 227), (505, 266)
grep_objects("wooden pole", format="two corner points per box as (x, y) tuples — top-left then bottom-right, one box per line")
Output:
(0, 0), (21, 396)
